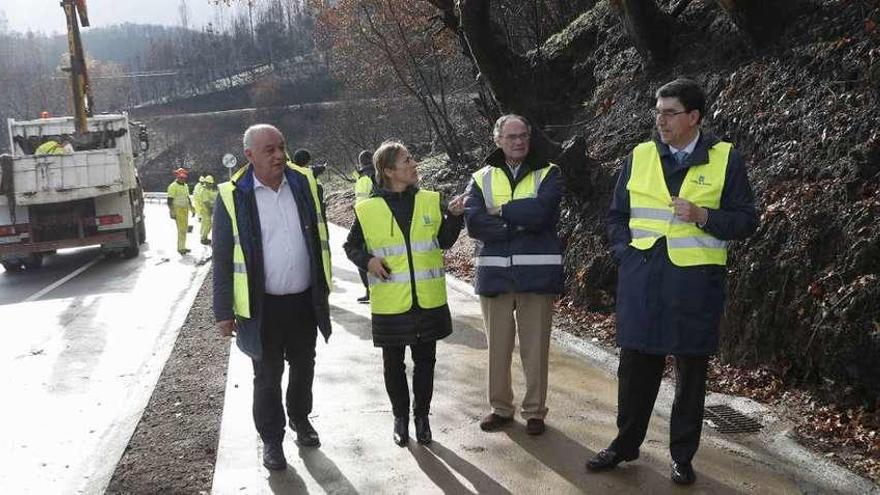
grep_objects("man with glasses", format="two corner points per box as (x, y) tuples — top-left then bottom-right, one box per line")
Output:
(465, 114), (564, 436)
(586, 78), (758, 485)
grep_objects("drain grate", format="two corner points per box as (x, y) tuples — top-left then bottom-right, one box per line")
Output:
(703, 405), (763, 434)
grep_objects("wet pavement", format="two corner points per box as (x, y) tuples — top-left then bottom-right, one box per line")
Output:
(212, 223), (878, 494)
(0, 204), (211, 494)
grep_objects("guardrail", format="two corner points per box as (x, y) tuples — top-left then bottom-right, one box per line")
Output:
(143, 192), (168, 204)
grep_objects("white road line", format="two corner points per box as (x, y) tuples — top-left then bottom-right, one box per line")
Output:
(24, 257), (102, 302)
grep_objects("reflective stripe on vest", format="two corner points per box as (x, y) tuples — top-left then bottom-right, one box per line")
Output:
(472, 163), (563, 272)
(354, 175), (373, 205)
(354, 190), (446, 315)
(472, 163), (557, 210)
(218, 164), (333, 319)
(626, 141), (731, 266)
(475, 254), (563, 267)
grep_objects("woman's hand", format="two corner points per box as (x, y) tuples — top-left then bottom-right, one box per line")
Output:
(447, 193), (467, 216)
(367, 256), (391, 280)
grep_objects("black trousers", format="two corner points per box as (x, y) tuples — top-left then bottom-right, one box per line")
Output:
(382, 341), (437, 418)
(252, 291), (318, 443)
(610, 349), (709, 464)
(358, 268), (370, 294)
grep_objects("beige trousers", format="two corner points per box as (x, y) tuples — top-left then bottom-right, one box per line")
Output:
(480, 292), (555, 420)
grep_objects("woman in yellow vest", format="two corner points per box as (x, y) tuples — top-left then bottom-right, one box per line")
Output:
(343, 140), (465, 446)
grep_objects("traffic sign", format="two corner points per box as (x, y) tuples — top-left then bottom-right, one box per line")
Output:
(222, 153), (237, 169)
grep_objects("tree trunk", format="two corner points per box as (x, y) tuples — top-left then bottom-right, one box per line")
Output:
(609, 0), (673, 65)
(715, 0), (791, 46)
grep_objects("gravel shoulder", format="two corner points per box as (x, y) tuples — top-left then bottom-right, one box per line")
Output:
(106, 267), (229, 494)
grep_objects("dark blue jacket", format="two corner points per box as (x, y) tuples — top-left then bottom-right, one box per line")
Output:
(212, 166), (332, 361)
(607, 132), (758, 355)
(465, 148), (564, 296)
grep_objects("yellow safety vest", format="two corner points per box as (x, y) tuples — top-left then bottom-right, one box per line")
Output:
(218, 163), (332, 319)
(196, 186), (218, 212)
(472, 163), (558, 210)
(354, 190), (446, 315)
(470, 163), (564, 269)
(166, 181), (191, 209)
(354, 174), (374, 205)
(627, 141), (730, 266)
(34, 140), (65, 155)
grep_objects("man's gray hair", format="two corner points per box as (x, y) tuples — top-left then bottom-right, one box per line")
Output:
(492, 114), (531, 140)
(242, 124), (281, 151)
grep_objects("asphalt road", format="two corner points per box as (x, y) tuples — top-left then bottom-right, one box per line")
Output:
(0, 204), (210, 494)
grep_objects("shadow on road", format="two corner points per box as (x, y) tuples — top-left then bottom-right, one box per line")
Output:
(267, 464), (309, 494)
(410, 440), (512, 494)
(506, 423), (743, 494)
(329, 303), (373, 341)
(448, 314), (488, 350)
(298, 447), (359, 495)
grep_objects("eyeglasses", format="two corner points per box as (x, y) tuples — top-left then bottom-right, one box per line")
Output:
(501, 132), (530, 142)
(653, 109), (689, 119)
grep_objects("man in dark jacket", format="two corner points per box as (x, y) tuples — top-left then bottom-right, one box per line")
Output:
(213, 124), (332, 471)
(586, 79), (758, 485)
(465, 114), (564, 436)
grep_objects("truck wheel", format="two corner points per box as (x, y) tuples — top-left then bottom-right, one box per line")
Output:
(137, 220), (146, 244)
(23, 253), (43, 270)
(2, 261), (22, 273)
(122, 227), (140, 259)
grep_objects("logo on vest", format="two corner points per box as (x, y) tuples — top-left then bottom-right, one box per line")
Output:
(691, 174), (712, 186)
(422, 214), (434, 225)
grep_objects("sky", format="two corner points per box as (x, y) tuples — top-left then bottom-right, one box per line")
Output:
(0, 0), (228, 34)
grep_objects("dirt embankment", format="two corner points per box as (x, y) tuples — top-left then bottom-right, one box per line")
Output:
(107, 269), (228, 494)
(557, 0), (879, 410)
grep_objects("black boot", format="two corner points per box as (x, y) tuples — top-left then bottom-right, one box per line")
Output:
(262, 441), (286, 470)
(393, 416), (409, 446)
(414, 415), (432, 445)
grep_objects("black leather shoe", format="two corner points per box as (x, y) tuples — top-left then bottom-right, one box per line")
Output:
(414, 415), (432, 444)
(671, 461), (696, 485)
(394, 416), (409, 446)
(290, 418), (320, 447)
(526, 418), (545, 435)
(479, 413), (513, 432)
(586, 448), (637, 472)
(262, 441), (286, 470)
(356, 294), (370, 303)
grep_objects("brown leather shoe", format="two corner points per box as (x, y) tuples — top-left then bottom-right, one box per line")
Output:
(526, 418), (545, 435)
(479, 413), (513, 432)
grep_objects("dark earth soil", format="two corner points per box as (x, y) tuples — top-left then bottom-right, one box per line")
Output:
(106, 268), (228, 494)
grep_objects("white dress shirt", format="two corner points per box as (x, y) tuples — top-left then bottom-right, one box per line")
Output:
(506, 161), (522, 180)
(253, 174), (311, 295)
(668, 131), (700, 156)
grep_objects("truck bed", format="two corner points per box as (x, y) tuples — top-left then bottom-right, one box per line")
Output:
(12, 149), (135, 205)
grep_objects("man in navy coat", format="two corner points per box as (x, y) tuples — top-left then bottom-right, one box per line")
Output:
(586, 79), (758, 485)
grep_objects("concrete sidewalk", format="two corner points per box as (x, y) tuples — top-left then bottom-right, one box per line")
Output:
(211, 223), (876, 494)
